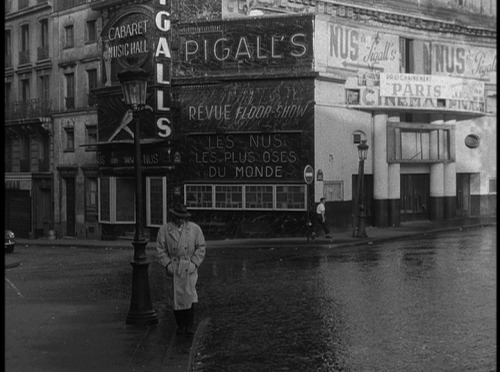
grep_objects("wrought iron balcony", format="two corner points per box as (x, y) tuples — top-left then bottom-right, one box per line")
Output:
(19, 50), (30, 65)
(5, 99), (52, 121)
(37, 46), (49, 61)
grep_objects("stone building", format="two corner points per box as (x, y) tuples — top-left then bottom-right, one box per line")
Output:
(5, 0), (496, 240)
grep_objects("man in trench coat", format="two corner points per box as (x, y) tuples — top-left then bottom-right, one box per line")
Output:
(156, 203), (206, 335)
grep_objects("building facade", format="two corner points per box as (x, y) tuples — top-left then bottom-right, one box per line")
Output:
(5, 0), (54, 238)
(5, 0), (496, 240)
(87, 0), (495, 240)
(51, 0), (102, 239)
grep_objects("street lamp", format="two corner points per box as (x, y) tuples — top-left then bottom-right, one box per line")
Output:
(118, 66), (158, 325)
(355, 140), (369, 238)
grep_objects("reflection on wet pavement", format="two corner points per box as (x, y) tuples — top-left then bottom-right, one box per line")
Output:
(192, 227), (496, 371)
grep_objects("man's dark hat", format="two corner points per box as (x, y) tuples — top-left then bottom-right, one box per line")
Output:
(170, 203), (191, 218)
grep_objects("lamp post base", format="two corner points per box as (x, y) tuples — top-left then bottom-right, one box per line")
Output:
(126, 254), (158, 326)
(355, 206), (368, 239)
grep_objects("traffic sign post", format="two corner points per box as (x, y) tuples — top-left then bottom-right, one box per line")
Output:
(303, 165), (314, 185)
(304, 165), (314, 241)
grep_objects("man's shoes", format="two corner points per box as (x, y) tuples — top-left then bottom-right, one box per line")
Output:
(326, 235), (333, 239)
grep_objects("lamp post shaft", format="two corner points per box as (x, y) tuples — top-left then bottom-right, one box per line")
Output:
(126, 109), (158, 326)
(356, 158), (368, 238)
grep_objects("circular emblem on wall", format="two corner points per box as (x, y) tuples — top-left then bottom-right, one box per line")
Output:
(464, 134), (480, 149)
(104, 11), (153, 69)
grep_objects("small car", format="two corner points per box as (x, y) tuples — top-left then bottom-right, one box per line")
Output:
(5, 230), (15, 254)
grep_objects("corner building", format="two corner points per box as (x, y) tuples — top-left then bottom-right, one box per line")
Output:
(92, 0), (496, 240)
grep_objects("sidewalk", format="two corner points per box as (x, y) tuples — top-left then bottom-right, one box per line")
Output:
(5, 216), (496, 372)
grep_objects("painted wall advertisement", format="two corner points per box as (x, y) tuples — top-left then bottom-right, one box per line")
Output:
(318, 22), (400, 74)
(175, 79), (314, 181)
(427, 42), (496, 83)
(348, 73), (485, 114)
(380, 73), (485, 102)
(173, 14), (314, 77)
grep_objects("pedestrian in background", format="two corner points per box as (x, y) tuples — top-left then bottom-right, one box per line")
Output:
(156, 203), (206, 336)
(316, 197), (333, 239)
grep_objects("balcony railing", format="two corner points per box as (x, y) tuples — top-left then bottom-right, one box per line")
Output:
(37, 46), (49, 61)
(5, 54), (12, 68)
(5, 99), (52, 121)
(19, 50), (30, 65)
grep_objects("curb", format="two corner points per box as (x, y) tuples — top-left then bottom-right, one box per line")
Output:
(187, 317), (210, 372)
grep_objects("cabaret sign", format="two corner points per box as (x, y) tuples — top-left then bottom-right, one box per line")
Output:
(104, 12), (152, 68)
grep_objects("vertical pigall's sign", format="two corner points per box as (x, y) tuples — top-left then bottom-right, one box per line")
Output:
(154, 0), (173, 139)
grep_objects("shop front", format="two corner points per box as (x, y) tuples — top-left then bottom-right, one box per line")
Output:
(171, 14), (316, 238)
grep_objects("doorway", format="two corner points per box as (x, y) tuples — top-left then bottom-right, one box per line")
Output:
(456, 173), (471, 216)
(66, 178), (76, 236)
(400, 174), (430, 222)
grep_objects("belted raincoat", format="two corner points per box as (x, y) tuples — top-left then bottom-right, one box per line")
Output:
(156, 221), (206, 310)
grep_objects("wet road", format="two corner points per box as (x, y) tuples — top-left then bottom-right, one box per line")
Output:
(193, 227), (496, 371)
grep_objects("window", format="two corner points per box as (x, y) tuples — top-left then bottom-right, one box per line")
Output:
(38, 74), (50, 104)
(400, 38), (414, 73)
(186, 185), (213, 208)
(20, 79), (30, 103)
(86, 20), (97, 43)
(245, 185), (273, 209)
(115, 178), (135, 222)
(5, 30), (12, 67)
(387, 122), (455, 163)
(5, 82), (12, 107)
(21, 24), (29, 50)
(85, 178), (98, 222)
(85, 124), (97, 147)
(20, 24), (30, 64)
(38, 19), (49, 60)
(99, 177), (137, 223)
(64, 128), (74, 151)
(64, 25), (74, 48)
(65, 73), (75, 109)
(147, 177), (167, 226)
(489, 179), (496, 194)
(324, 181), (343, 201)
(215, 185), (243, 209)
(87, 69), (98, 91)
(19, 136), (31, 172)
(276, 185), (306, 210)
(185, 184), (307, 211)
